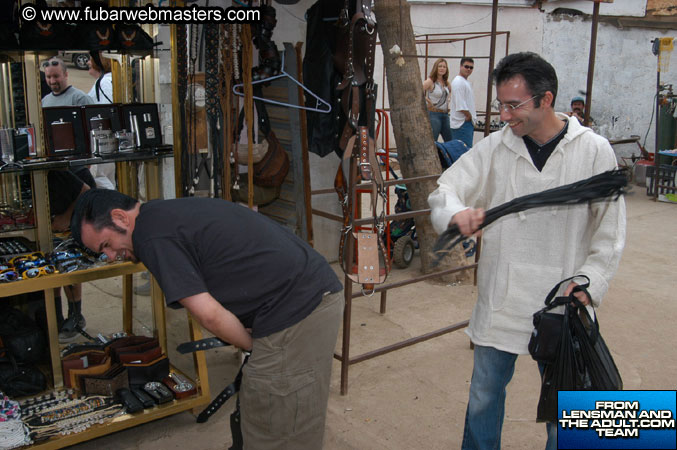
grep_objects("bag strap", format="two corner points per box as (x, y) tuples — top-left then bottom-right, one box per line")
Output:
(544, 275), (590, 306)
(95, 75), (112, 103)
(567, 285), (600, 345)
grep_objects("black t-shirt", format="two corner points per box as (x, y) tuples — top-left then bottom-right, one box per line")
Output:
(523, 121), (569, 172)
(47, 170), (84, 216)
(132, 198), (343, 338)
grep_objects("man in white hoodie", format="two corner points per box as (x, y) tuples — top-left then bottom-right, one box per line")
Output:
(428, 52), (626, 450)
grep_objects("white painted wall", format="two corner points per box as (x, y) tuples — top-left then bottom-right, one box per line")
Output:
(542, 14), (677, 150)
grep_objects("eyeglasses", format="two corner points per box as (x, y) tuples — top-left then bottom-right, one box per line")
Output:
(492, 95), (540, 113)
(22, 265), (57, 279)
(41, 60), (60, 69)
(463, 65), (474, 70)
(0, 269), (19, 282)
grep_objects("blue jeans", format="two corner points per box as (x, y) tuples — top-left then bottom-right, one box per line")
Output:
(461, 345), (557, 450)
(428, 111), (453, 142)
(451, 120), (474, 148)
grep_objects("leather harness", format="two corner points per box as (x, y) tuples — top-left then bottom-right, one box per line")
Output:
(333, 0), (390, 292)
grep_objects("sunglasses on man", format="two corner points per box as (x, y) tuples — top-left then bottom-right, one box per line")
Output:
(464, 65), (474, 70)
(41, 60), (61, 69)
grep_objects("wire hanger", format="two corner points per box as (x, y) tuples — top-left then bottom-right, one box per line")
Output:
(232, 52), (332, 114)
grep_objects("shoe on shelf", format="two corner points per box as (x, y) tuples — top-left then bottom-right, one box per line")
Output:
(134, 281), (151, 296)
(141, 271), (150, 280)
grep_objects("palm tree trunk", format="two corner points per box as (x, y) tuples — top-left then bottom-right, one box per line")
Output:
(375, 0), (467, 276)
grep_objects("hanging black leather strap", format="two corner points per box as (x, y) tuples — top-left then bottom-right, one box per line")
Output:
(196, 353), (250, 424)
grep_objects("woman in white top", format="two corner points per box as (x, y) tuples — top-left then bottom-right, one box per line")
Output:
(87, 51), (116, 190)
(423, 58), (453, 142)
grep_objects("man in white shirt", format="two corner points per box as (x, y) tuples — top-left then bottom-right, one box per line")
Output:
(450, 58), (477, 147)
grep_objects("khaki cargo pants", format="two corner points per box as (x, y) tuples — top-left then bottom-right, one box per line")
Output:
(240, 291), (343, 450)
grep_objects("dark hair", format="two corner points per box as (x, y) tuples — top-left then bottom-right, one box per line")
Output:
(70, 189), (138, 247)
(460, 57), (474, 66)
(492, 52), (558, 107)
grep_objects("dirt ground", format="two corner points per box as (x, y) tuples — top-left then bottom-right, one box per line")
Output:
(65, 187), (675, 450)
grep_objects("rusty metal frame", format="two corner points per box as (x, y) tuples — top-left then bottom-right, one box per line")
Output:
(312, 171), (476, 395)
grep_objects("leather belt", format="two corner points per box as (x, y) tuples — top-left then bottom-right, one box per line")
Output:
(428, 106), (448, 114)
(196, 353), (249, 424)
(176, 337), (230, 354)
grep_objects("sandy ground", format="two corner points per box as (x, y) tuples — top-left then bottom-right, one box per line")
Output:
(62, 187), (675, 450)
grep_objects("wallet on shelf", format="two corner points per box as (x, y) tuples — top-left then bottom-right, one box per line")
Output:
(61, 350), (111, 390)
(116, 387), (143, 414)
(130, 387), (155, 408)
(81, 363), (129, 397)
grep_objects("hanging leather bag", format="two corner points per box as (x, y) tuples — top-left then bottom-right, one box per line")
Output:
(251, 86), (289, 187)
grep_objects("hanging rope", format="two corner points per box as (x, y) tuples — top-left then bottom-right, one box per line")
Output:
(432, 168), (629, 265)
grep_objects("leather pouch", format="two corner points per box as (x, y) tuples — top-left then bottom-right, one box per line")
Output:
(81, 363), (129, 396)
(116, 387), (143, 414)
(124, 355), (169, 387)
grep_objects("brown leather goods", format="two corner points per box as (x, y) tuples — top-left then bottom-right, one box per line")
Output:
(43, 106), (89, 158)
(252, 130), (290, 187)
(50, 120), (75, 152)
(117, 345), (163, 365)
(428, 106), (448, 114)
(62, 350), (111, 390)
(250, 85), (290, 188)
(107, 336), (157, 357)
(162, 373), (197, 400)
(81, 364), (129, 396)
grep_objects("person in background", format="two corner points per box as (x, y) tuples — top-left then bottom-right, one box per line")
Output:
(41, 56), (94, 342)
(41, 57), (93, 108)
(87, 51), (116, 190)
(450, 57), (477, 148)
(567, 95), (595, 126)
(423, 58), (453, 142)
(71, 190), (344, 450)
(428, 52), (626, 450)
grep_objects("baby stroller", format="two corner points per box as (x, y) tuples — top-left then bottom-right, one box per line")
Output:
(388, 176), (417, 269)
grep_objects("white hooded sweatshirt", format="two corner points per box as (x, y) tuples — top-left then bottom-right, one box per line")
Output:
(428, 114), (626, 355)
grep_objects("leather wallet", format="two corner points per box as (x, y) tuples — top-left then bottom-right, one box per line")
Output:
(116, 387), (143, 414)
(109, 336), (158, 362)
(117, 345), (163, 364)
(131, 387), (155, 408)
(81, 364), (129, 397)
(62, 350), (110, 390)
(124, 355), (170, 387)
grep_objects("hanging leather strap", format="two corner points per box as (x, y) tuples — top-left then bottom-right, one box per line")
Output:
(196, 353), (249, 424)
